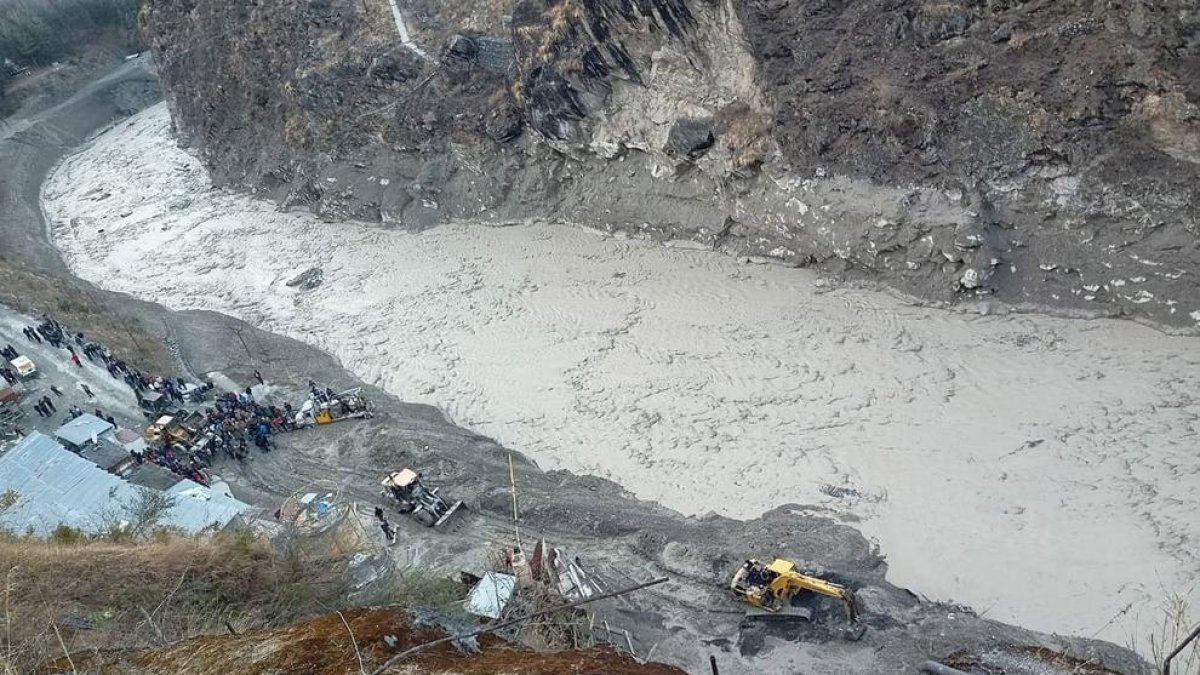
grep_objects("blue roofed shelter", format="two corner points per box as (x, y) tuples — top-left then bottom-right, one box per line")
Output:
(0, 432), (255, 536)
(54, 413), (115, 452)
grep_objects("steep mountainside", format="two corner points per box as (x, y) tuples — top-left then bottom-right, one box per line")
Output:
(143, 0), (1199, 327)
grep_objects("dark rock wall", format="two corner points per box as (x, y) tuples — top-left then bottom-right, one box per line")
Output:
(144, 0), (1200, 329)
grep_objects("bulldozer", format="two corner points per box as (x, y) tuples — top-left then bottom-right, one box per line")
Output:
(730, 558), (864, 637)
(296, 387), (374, 427)
(381, 469), (464, 528)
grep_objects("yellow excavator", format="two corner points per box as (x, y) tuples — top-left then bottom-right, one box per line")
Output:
(730, 558), (862, 635)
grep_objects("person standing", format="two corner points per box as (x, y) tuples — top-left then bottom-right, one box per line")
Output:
(380, 516), (397, 545)
(41, 396), (56, 414)
(79, 382), (94, 399)
(374, 506), (385, 522)
(33, 401), (46, 418)
(50, 385), (64, 397)
(253, 370), (264, 385)
(69, 351), (82, 368)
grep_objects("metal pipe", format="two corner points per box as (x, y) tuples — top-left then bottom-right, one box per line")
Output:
(1164, 623), (1200, 675)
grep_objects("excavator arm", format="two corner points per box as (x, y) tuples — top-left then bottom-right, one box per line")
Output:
(775, 573), (859, 621)
(731, 558), (865, 640)
(762, 558), (859, 622)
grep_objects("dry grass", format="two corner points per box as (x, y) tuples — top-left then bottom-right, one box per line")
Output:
(0, 528), (350, 673)
(1149, 594), (1200, 675)
(283, 111), (310, 147)
(511, 0), (580, 66)
(722, 109), (772, 171)
(42, 606), (687, 675)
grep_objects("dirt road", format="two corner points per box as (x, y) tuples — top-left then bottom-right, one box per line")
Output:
(0, 61), (1151, 674)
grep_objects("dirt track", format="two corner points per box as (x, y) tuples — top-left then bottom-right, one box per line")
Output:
(0, 60), (1152, 674)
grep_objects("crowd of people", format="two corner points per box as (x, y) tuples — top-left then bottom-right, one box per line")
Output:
(13, 314), (308, 486)
(200, 391), (297, 463)
(137, 435), (213, 487)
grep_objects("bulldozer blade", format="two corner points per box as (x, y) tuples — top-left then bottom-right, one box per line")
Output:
(744, 605), (813, 621)
(433, 500), (464, 528)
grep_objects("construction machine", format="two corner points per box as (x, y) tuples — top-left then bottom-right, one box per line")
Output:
(730, 558), (863, 637)
(381, 468), (464, 528)
(296, 387), (374, 427)
(143, 411), (201, 445)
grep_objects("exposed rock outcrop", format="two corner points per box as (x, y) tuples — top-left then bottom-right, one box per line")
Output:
(143, 0), (1199, 328)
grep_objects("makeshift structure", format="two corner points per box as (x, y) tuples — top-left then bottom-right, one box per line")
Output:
(55, 413), (115, 451)
(0, 432), (254, 536)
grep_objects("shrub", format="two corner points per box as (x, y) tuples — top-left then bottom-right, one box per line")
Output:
(370, 567), (467, 610)
(49, 524), (83, 545)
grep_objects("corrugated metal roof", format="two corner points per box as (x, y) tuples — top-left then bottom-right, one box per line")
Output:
(127, 463), (181, 491)
(0, 432), (253, 536)
(54, 414), (114, 448)
(79, 438), (132, 472)
(164, 479), (256, 533)
(465, 572), (517, 619)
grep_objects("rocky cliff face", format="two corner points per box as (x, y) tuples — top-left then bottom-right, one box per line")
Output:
(144, 0), (1199, 328)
